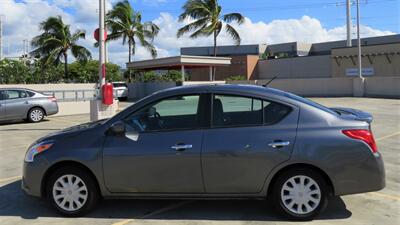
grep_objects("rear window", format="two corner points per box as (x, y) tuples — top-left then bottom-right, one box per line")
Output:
(285, 92), (338, 115)
(113, 83), (127, 88)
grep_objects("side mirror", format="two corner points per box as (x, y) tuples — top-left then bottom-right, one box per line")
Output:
(108, 121), (126, 136)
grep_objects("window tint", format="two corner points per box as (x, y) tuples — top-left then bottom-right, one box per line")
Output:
(263, 101), (292, 125)
(213, 95), (263, 127)
(4, 90), (28, 99)
(0, 91), (7, 100)
(124, 95), (201, 132)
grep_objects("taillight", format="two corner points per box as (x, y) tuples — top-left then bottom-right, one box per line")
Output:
(48, 96), (57, 102)
(342, 129), (378, 153)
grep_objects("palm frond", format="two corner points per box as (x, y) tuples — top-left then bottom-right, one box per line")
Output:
(71, 45), (92, 62)
(223, 13), (244, 24)
(225, 23), (241, 45)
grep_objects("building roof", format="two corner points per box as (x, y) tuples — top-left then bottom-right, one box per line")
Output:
(180, 44), (267, 56)
(126, 55), (231, 70)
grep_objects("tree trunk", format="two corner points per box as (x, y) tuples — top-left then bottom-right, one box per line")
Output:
(212, 31), (217, 81)
(128, 40), (132, 82)
(63, 52), (68, 82)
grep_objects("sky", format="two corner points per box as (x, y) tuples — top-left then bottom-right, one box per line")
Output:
(0, 0), (399, 66)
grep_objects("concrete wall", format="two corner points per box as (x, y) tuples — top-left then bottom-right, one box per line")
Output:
(258, 55), (331, 79)
(0, 83), (96, 91)
(365, 77), (400, 98)
(228, 77), (400, 98)
(127, 82), (176, 100)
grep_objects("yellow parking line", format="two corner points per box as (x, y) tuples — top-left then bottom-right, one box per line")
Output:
(376, 131), (400, 142)
(111, 201), (192, 225)
(368, 192), (400, 201)
(0, 175), (21, 183)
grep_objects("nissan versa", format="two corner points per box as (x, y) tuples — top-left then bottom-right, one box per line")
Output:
(22, 84), (385, 220)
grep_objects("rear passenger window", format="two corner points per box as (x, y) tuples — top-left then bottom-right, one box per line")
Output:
(27, 91), (36, 97)
(263, 101), (291, 125)
(213, 95), (263, 127)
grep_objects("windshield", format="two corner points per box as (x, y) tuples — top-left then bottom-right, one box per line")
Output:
(285, 92), (338, 115)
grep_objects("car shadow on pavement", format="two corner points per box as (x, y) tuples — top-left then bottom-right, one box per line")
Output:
(0, 119), (52, 126)
(0, 180), (352, 221)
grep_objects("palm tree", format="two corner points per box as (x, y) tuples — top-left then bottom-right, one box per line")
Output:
(31, 16), (91, 81)
(177, 0), (244, 57)
(105, 0), (160, 64)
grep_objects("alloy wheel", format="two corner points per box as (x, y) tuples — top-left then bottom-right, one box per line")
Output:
(30, 109), (43, 122)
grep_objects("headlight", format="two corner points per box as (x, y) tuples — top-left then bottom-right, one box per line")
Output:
(24, 141), (54, 163)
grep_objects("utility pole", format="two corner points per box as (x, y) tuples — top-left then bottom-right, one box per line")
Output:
(98, 0), (106, 99)
(346, 0), (352, 47)
(0, 15), (3, 60)
(356, 0), (362, 78)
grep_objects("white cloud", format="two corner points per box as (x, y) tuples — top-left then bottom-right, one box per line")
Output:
(0, 1), (396, 68)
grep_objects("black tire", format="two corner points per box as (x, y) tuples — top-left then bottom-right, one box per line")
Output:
(46, 166), (99, 217)
(118, 97), (128, 101)
(28, 107), (45, 123)
(270, 167), (329, 221)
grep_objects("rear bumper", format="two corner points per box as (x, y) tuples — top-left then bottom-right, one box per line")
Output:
(334, 152), (385, 196)
(45, 102), (59, 116)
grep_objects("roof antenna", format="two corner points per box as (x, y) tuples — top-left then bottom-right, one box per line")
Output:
(262, 74), (279, 87)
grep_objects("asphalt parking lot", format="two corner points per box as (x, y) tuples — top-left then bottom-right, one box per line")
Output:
(0, 97), (399, 225)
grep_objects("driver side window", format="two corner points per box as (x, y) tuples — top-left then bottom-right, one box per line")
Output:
(124, 95), (201, 132)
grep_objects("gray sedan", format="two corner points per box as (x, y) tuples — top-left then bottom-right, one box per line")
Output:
(22, 84), (385, 220)
(0, 88), (58, 122)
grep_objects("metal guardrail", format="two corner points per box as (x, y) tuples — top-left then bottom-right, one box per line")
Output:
(41, 89), (118, 102)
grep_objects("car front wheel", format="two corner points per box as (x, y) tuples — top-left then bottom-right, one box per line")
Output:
(271, 168), (329, 221)
(47, 166), (99, 217)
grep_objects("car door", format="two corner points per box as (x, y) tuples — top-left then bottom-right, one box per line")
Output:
(102, 94), (208, 193)
(3, 90), (31, 120)
(201, 94), (299, 193)
(0, 91), (6, 120)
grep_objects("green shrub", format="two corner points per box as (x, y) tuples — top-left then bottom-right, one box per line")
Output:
(226, 75), (246, 81)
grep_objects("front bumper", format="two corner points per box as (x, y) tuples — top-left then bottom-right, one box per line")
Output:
(22, 157), (49, 198)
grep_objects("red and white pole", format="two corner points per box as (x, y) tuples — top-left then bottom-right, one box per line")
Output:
(98, 0), (106, 100)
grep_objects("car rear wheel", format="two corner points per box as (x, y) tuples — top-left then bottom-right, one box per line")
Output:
(46, 166), (99, 217)
(28, 107), (44, 122)
(271, 168), (328, 221)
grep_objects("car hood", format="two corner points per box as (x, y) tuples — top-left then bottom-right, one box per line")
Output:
(330, 107), (373, 124)
(36, 119), (108, 143)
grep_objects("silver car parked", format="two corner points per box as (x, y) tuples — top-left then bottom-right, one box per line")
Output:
(22, 84), (384, 220)
(0, 88), (58, 122)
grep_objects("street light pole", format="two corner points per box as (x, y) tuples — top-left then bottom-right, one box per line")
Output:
(346, 0), (352, 47)
(98, 0), (106, 99)
(356, 0), (362, 78)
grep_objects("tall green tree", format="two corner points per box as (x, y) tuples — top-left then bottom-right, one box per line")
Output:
(177, 0), (244, 57)
(105, 0), (160, 64)
(31, 16), (91, 81)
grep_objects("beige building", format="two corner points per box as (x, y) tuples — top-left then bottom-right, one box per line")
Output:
(181, 34), (400, 80)
(331, 43), (400, 77)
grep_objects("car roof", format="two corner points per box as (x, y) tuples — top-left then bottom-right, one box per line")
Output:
(0, 87), (38, 93)
(156, 84), (289, 99)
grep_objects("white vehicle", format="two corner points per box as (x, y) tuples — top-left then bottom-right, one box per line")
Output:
(112, 82), (128, 100)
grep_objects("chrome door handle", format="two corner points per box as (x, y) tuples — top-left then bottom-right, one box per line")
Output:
(268, 141), (290, 148)
(171, 144), (193, 151)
